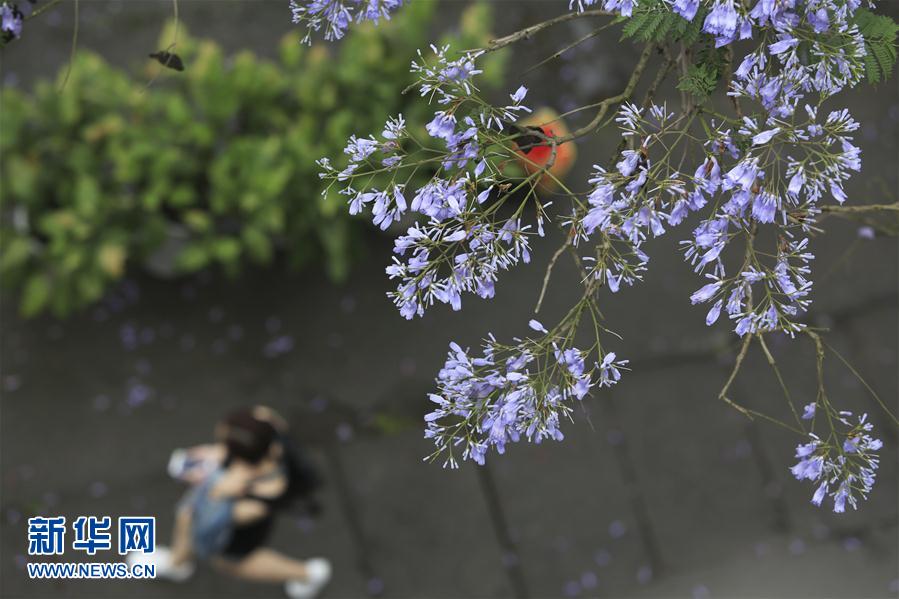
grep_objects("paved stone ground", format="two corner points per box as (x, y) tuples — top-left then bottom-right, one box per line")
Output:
(1, 2), (898, 598)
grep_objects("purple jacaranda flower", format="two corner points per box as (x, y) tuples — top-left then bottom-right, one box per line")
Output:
(787, 168), (805, 197)
(830, 182), (847, 204)
(706, 300), (723, 325)
(751, 191), (778, 223)
(1, 3), (22, 39)
(672, 0), (700, 21)
(807, 7), (829, 33)
(752, 128), (780, 145)
(616, 150), (641, 177)
(510, 85), (528, 103)
(690, 280), (721, 304)
(769, 36), (799, 55)
(703, 1), (738, 40)
(529, 319), (548, 334)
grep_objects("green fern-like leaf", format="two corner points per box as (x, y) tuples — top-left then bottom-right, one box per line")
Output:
(620, 1), (710, 45)
(676, 42), (727, 103)
(618, 2), (723, 101)
(676, 63), (718, 102)
(620, 10), (653, 40)
(853, 9), (898, 84)
(640, 12), (666, 42)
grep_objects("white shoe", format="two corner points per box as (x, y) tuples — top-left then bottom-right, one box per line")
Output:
(285, 558), (332, 599)
(126, 545), (195, 582)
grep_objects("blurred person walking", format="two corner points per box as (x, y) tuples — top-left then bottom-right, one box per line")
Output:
(128, 406), (330, 599)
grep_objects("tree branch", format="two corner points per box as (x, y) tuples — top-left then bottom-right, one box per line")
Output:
(27, 0), (65, 20)
(485, 9), (613, 52)
(556, 43), (655, 143)
(820, 201), (899, 214)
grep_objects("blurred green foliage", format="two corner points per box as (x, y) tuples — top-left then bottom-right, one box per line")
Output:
(0, 1), (506, 317)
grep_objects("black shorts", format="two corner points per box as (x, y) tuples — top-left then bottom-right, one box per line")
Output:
(221, 516), (274, 559)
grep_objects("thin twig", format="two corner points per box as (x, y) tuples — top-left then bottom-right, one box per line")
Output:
(804, 329), (829, 413)
(677, 43), (694, 114)
(57, 0), (79, 92)
(556, 43), (655, 143)
(820, 201), (899, 214)
(475, 465), (530, 598)
(723, 45), (744, 119)
(718, 334), (755, 419)
(27, 0), (64, 20)
(484, 9), (613, 52)
(522, 23), (613, 76)
(756, 334), (803, 428)
(642, 46), (676, 110)
(824, 340), (899, 426)
(795, 200), (899, 236)
(534, 236), (571, 314)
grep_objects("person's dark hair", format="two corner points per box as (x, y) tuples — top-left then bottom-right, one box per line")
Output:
(222, 409), (277, 464)
(219, 406), (323, 514)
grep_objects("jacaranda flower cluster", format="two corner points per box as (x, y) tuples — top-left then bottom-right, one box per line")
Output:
(423, 320), (628, 467)
(791, 408), (882, 512)
(304, 0), (893, 511)
(290, 0), (404, 42)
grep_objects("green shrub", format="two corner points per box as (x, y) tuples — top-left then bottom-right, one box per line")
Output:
(0, 2), (506, 317)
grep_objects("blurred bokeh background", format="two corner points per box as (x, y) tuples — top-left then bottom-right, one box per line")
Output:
(1, 1), (897, 597)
